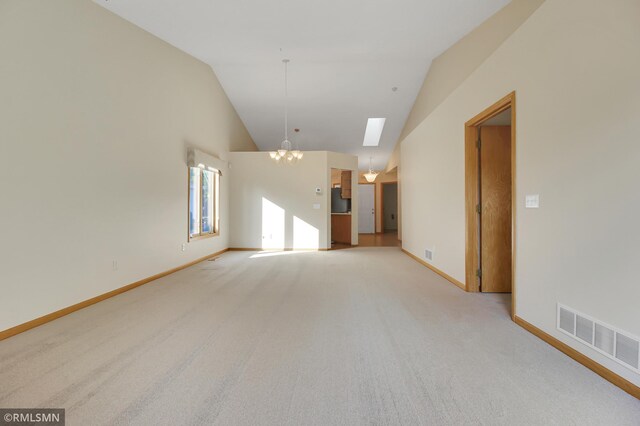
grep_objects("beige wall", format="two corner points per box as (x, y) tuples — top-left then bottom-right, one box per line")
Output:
(0, 0), (255, 332)
(386, 0), (543, 173)
(397, 0), (545, 146)
(385, 0), (544, 240)
(401, 0), (640, 386)
(229, 151), (358, 250)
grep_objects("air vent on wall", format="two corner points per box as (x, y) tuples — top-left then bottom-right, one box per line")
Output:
(425, 248), (433, 262)
(595, 323), (615, 356)
(557, 304), (640, 373)
(575, 315), (594, 345)
(558, 307), (575, 335)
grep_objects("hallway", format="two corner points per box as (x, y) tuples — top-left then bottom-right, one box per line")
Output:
(358, 231), (400, 247)
(332, 232), (400, 250)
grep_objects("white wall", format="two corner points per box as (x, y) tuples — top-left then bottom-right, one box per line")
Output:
(229, 152), (328, 250)
(401, 0), (640, 386)
(0, 0), (255, 332)
(229, 151), (358, 250)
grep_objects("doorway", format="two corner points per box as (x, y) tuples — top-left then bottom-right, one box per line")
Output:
(381, 182), (398, 233)
(358, 183), (375, 234)
(330, 168), (353, 248)
(465, 92), (516, 317)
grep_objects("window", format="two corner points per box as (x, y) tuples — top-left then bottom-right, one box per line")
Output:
(189, 167), (220, 239)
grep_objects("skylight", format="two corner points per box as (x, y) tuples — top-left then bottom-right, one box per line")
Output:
(362, 118), (386, 146)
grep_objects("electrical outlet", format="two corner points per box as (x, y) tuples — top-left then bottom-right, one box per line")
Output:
(112, 260), (118, 271)
(181, 243), (186, 252)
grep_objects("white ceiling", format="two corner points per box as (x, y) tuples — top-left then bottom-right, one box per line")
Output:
(94, 0), (510, 171)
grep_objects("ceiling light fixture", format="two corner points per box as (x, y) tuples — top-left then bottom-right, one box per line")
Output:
(270, 59), (303, 163)
(363, 157), (379, 183)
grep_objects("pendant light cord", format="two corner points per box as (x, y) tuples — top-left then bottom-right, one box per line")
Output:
(283, 59), (289, 141)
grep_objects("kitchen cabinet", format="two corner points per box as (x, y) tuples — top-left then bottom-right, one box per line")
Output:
(331, 214), (351, 244)
(340, 170), (352, 199)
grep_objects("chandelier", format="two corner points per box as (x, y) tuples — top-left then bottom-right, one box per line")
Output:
(363, 157), (379, 182)
(270, 59), (303, 162)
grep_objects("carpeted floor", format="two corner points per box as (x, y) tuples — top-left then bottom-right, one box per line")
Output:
(0, 248), (638, 425)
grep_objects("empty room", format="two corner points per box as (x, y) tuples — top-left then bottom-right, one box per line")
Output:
(1, 0), (639, 425)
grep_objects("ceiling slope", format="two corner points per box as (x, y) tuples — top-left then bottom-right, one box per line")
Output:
(94, 0), (510, 170)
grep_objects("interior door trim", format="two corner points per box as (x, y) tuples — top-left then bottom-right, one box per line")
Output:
(464, 91), (516, 319)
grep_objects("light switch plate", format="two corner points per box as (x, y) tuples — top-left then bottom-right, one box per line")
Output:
(313, 203), (321, 210)
(525, 194), (540, 208)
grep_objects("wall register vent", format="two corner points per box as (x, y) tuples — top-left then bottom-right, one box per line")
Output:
(424, 249), (434, 261)
(557, 304), (640, 374)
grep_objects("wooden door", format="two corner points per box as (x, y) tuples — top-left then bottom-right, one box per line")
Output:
(479, 126), (512, 292)
(331, 215), (351, 244)
(382, 183), (398, 231)
(358, 184), (375, 233)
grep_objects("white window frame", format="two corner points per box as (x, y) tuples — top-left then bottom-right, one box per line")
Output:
(188, 166), (220, 241)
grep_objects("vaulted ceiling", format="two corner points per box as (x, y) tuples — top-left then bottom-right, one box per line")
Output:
(95, 0), (510, 170)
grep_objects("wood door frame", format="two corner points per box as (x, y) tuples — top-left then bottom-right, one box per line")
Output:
(380, 181), (398, 234)
(465, 91), (516, 319)
(358, 182), (376, 234)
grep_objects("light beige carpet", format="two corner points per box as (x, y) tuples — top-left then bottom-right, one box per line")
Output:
(0, 248), (638, 425)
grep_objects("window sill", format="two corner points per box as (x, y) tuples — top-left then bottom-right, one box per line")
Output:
(189, 232), (220, 242)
